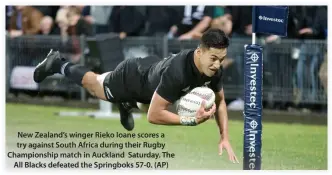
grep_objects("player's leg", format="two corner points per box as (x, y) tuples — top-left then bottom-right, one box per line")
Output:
(84, 71), (108, 100)
(33, 49), (135, 131)
(33, 49), (107, 101)
(84, 70), (136, 131)
(101, 61), (138, 131)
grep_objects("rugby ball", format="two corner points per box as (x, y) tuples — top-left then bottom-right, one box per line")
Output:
(175, 87), (215, 117)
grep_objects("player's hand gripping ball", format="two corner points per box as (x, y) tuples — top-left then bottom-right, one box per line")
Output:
(175, 87), (215, 117)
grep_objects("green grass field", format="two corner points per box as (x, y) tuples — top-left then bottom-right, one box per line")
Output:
(6, 103), (327, 170)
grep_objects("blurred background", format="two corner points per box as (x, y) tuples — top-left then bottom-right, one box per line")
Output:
(5, 5), (327, 114)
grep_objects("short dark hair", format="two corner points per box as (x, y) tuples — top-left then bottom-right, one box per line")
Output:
(200, 29), (229, 49)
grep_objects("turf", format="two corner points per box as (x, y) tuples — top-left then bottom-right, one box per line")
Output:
(5, 103), (327, 170)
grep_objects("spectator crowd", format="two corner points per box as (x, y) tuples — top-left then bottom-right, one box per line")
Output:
(5, 6), (328, 111)
(6, 6), (327, 41)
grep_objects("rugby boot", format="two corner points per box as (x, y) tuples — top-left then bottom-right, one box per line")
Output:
(33, 49), (63, 83)
(117, 101), (138, 131)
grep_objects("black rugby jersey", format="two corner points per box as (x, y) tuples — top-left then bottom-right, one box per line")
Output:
(133, 49), (224, 104)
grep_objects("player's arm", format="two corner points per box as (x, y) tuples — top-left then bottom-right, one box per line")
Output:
(215, 88), (239, 163)
(210, 68), (238, 162)
(215, 88), (229, 140)
(146, 67), (185, 125)
(147, 91), (214, 126)
(147, 92), (181, 125)
(147, 66), (215, 126)
(210, 67), (229, 139)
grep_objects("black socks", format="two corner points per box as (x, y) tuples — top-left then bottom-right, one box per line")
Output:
(63, 64), (90, 85)
(55, 59), (90, 86)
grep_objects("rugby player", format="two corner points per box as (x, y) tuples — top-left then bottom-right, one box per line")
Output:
(33, 28), (239, 163)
